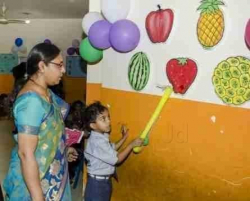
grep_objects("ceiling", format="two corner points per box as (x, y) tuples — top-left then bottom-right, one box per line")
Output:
(0, 0), (89, 19)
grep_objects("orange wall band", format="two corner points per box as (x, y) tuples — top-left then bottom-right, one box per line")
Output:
(87, 83), (250, 201)
(63, 76), (86, 103)
(86, 83), (101, 104)
(0, 75), (14, 94)
(0, 75), (86, 104)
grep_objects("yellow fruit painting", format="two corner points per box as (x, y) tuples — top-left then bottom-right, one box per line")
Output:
(212, 56), (250, 105)
(197, 0), (225, 49)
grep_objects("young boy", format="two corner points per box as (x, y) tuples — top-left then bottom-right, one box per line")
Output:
(83, 101), (143, 201)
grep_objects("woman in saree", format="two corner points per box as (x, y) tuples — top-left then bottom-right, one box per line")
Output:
(3, 43), (77, 201)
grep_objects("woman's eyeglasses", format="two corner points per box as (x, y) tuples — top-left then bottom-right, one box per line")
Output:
(48, 61), (64, 69)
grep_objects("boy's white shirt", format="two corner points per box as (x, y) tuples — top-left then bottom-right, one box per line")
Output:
(84, 131), (118, 175)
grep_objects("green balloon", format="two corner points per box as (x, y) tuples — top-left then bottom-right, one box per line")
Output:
(79, 38), (103, 63)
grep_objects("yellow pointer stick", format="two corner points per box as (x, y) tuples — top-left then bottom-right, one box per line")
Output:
(133, 86), (173, 153)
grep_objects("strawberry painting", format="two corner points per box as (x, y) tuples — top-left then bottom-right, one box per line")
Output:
(166, 58), (198, 94)
(145, 5), (174, 43)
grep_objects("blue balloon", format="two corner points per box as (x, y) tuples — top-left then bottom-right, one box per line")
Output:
(15, 38), (23, 47)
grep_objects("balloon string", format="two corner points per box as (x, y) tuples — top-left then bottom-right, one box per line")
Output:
(156, 85), (168, 91)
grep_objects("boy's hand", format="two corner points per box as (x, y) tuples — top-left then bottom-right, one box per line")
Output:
(121, 124), (129, 139)
(131, 138), (144, 148)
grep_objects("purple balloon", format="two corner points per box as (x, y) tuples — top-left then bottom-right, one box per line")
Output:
(109, 19), (140, 53)
(44, 39), (52, 44)
(88, 20), (112, 49)
(67, 47), (76, 55)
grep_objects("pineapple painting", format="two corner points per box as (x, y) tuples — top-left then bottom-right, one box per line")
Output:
(197, 0), (225, 49)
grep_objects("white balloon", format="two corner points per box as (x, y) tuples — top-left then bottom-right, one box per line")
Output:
(82, 12), (104, 35)
(101, 0), (131, 23)
(11, 45), (19, 54)
(19, 46), (27, 54)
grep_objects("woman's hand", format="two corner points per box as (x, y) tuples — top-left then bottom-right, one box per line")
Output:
(67, 147), (78, 162)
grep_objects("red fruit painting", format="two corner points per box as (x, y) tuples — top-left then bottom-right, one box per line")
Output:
(145, 5), (174, 43)
(245, 19), (250, 50)
(166, 58), (198, 94)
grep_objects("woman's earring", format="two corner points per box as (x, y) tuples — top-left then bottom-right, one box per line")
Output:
(24, 73), (28, 80)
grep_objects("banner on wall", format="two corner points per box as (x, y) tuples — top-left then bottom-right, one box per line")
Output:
(66, 56), (87, 78)
(0, 54), (18, 74)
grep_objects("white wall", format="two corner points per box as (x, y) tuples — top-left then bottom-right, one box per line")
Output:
(0, 19), (83, 59)
(88, 0), (250, 108)
(87, 0), (102, 84)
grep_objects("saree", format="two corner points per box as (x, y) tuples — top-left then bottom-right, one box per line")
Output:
(3, 90), (71, 201)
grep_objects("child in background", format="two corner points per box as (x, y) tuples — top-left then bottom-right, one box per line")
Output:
(65, 100), (86, 147)
(65, 125), (87, 187)
(83, 101), (143, 201)
(65, 100), (85, 130)
(65, 100), (88, 187)
(0, 94), (11, 120)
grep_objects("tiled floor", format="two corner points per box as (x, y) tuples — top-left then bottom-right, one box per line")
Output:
(0, 120), (84, 201)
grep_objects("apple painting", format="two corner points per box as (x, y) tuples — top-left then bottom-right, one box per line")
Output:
(145, 5), (174, 43)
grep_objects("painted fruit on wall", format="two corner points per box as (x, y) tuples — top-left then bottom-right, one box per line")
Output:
(166, 58), (198, 94)
(212, 56), (250, 105)
(128, 52), (150, 91)
(245, 19), (250, 50)
(197, 0), (225, 49)
(145, 5), (174, 43)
